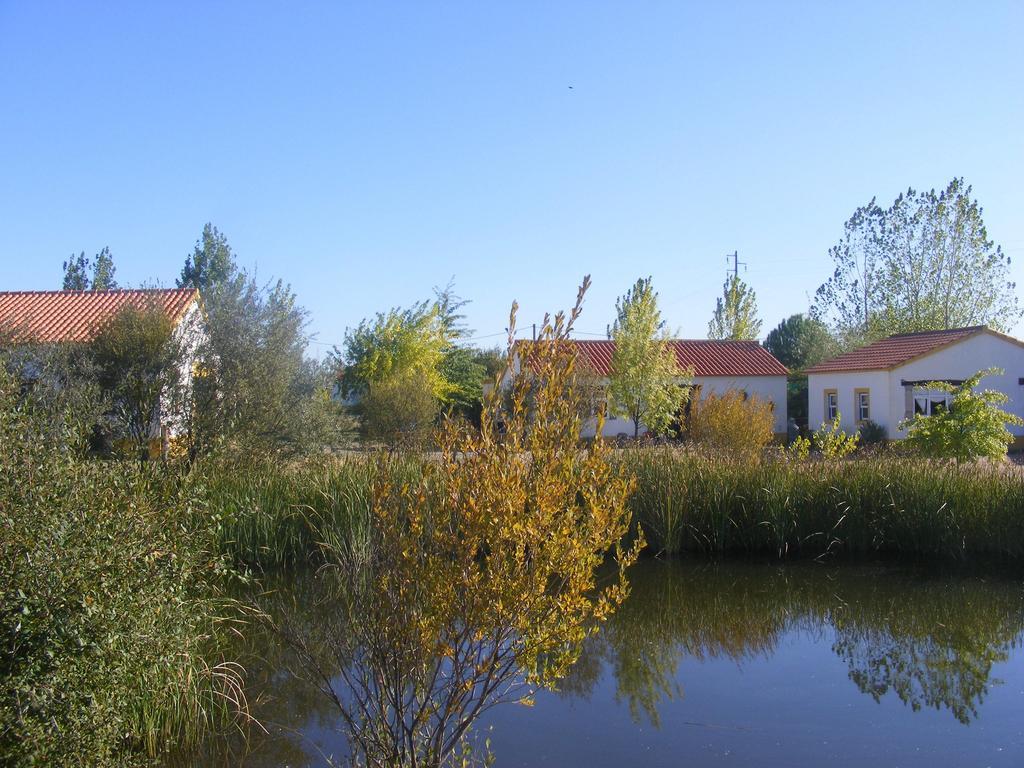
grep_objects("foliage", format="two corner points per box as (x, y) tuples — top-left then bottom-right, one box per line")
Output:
(786, 375), (808, 424)
(858, 419), (887, 446)
(281, 278), (642, 768)
(707, 275), (762, 341)
(360, 368), (440, 449)
(787, 434), (811, 461)
(0, 369), (245, 765)
(178, 223), (236, 291)
(0, 332), (105, 446)
(899, 369), (1023, 462)
(340, 300), (451, 404)
(687, 390), (775, 461)
(813, 413), (860, 459)
(439, 344), (486, 421)
(621, 447), (1024, 559)
(607, 277), (689, 438)
(763, 313), (837, 371)
(185, 229), (352, 458)
(61, 246), (118, 290)
(813, 178), (1021, 345)
(89, 304), (185, 456)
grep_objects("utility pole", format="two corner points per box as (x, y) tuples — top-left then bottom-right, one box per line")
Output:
(727, 251), (747, 280)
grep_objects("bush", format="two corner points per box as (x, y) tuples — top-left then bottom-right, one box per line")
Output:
(0, 370), (244, 765)
(899, 369), (1023, 463)
(360, 369), (439, 449)
(813, 413), (859, 459)
(858, 419), (887, 446)
(688, 390), (774, 461)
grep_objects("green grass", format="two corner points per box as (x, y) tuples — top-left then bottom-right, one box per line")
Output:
(620, 447), (1024, 560)
(205, 455), (422, 569)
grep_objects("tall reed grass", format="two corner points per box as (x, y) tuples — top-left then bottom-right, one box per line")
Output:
(620, 447), (1024, 560)
(205, 455), (421, 568)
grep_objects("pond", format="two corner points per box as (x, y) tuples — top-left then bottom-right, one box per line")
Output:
(194, 560), (1024, 767)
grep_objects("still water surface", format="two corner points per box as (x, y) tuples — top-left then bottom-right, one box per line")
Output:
(204, 560), (1024, 767)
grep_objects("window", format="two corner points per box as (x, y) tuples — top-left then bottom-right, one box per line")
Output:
(855, 389), (870, 422)
(913, 389), (951, 416)
(824, 390), (838, 421)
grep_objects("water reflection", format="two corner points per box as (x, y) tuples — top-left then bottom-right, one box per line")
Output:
(561, 560), (1024, 727)
(186, 561), (1024, 766)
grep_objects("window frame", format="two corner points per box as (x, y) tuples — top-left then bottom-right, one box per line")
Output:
(824, 389), (838, 421)
(855, 388), (870, 423)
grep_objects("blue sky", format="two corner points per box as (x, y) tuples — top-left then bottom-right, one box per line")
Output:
(2, 1), (1022, 351)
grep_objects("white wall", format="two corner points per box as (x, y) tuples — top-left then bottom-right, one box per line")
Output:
(808, 331), (1024, 440)
(808, 370), (891, 436)
(161, 301), (208, 438)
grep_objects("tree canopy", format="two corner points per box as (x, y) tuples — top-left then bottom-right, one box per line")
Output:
(61, 247), (118, 290)
(707, 275), (761, 340)
(181, 224), (350, 456)
(814, 178), (1020, 345)
(607, 277), (688, 438)
(763, 314), (838, 372)
(177, 223), (235, 291)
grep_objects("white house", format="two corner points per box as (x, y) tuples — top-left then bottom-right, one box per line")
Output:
(0, 288), (208, 453)
(805, 326), (1024, 447)
(506, 339), (789, 439)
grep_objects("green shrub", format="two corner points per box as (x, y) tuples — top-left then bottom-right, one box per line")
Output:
(899, 369), (1024, 463)
(858, 419), (887, 446)
(813, 413), (859, 459)
(0, 371), (244, 765)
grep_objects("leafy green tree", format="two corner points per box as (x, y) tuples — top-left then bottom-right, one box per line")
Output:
(764, 314), (837, 426)
(340, 302), (451, 402)
(434, 280), (487, 420)
(192, 273), (349, 456)
(62, 252), (90, 290)
(899, 369), (1024, 462)
(90, 247), (118, 290)
(89, 305), (184, 457)
(707, 275), (762, 340)
(61, 247), (118, 290)
(608, 277), (689, 439)
(814, 179), (1021, 345)
(178, 223), (236, 291)
(763, 314), (837, 371)
(179, 225), (351, 457)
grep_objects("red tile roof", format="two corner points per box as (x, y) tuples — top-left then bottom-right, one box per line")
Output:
(804, 327), (989, 373)
(0, 289), (200, 343)
(520, 339), (787, 377)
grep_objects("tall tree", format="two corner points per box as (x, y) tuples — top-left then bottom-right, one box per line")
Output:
(814, 178), (1020, 345)
(62, 252), (90, 290)
(707, 275), (762, 340)
(61, 247), (118, 290)
(178, 223), (235, 291)
(181, 226), (350, 456)
(763, 314), (837, 372)
(607, 277), (689, 439)
(90, 247), (117, 290)
(434, 280), (486, 420)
